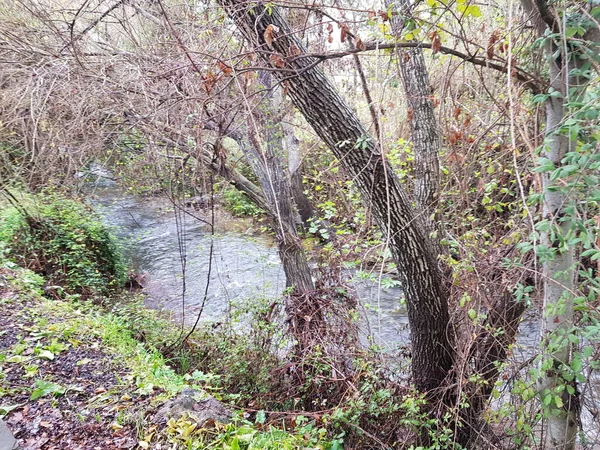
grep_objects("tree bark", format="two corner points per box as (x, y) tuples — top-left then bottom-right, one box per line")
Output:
(217, 0), (454, 393)
(520, 1), (598, 448)
(386, 0), (441, 217)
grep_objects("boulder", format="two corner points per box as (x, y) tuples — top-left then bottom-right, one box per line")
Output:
(0, 419), (17, 450)
(155, 389), (231, 427)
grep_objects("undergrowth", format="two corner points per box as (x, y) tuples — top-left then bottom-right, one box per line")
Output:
(0, 190), (127, 298)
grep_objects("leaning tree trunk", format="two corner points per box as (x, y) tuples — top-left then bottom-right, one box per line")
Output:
(217, 0), (454, 393)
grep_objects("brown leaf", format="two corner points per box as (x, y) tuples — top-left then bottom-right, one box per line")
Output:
(429, 31), (441, 55)
(487, 30), (500, 60)
(463, 114), (471, 127)
(217, 61), (232, 76)
(453, 106), (462, 120)
(377, 10), (390, 21)
(449, 131), (463, 145)
(339, 23), (349, 43)
(270, 54), (286, 68)
(326, 23), (334, 44)
(264, 24), (279, 48)
(407, 108), (413, 122)
(355, 36), (366, 51)
(288, 45), (300, 57)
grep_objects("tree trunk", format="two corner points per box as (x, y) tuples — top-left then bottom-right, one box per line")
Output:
(283, 121), (313, 226)
(217, 0), (454, 393)
(386, 0), (441, 217)
(539, 74), (578, 450)
(520, 1), (598, 447)
(232, 72), (314, 293)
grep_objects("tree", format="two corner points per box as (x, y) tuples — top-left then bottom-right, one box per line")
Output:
(216, 0), (455, 395)
(521, 1), (599, 448)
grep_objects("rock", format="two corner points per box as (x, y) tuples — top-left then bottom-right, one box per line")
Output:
(0, 419), (17, 450)
(185, 195), (211, 209)
(155, 389), (231, 427)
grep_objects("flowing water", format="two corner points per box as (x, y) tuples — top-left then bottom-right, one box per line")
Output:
(87, 184), (414, 350)
(86, 182), (600, 442)
(87, 183), (541, 355)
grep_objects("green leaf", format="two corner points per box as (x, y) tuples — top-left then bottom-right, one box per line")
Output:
(37, 350), (55, 360)
(0, 404), (22, 417)
(255, 410), (266, 424)
(554, 395), (563, 408)
(30, 379), (66, 400)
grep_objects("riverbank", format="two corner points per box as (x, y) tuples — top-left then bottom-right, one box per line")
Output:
(0, 263), (340, 449)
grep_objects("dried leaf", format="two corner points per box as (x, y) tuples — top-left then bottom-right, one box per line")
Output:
(339, 23), (349, 43)
(429, 31), (441, 55)
(487, 30), (500, 60)
(217, 61), (232, 76)
(288, 45), (300, 57)
(264, 24), (279, 47)
(270, 54), (286, 68)
(407, 108), (413, 122)
(355, 36), (366, 51)
(326, 23), (334, 44)
(449, 131), (463, 145)
(377, 10), (390, 21)
(453, 107), (462, 120)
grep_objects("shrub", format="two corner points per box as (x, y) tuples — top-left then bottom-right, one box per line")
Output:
(0, 192), (126, 297)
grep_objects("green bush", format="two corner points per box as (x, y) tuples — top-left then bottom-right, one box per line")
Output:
(221, 185), (264, 217)
(0, 192), (127, 297)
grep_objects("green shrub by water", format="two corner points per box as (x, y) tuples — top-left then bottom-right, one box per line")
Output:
(0, 191), (126, 297)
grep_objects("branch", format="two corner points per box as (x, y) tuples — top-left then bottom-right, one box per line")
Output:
(293, 41), (544, 94)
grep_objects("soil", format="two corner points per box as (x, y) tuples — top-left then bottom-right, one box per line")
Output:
(0, 270), (154, 450)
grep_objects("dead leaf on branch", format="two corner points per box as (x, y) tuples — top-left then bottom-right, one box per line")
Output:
(377, 10), (390, 21)
(270, 54), (286, 68)
(288, 45), (300, 57)
(487, 30), (500, 60)
(429, 31), (441, 55)
(264, 24), (280, 48)
(217, 61), (232, 76)
(339, 23), (350, 43)
(326, 22), (334, 43)
(355, 36), (366, 51)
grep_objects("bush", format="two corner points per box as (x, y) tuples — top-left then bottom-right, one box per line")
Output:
(0, 192), (127, 297)
(221, 185), (264, 217)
